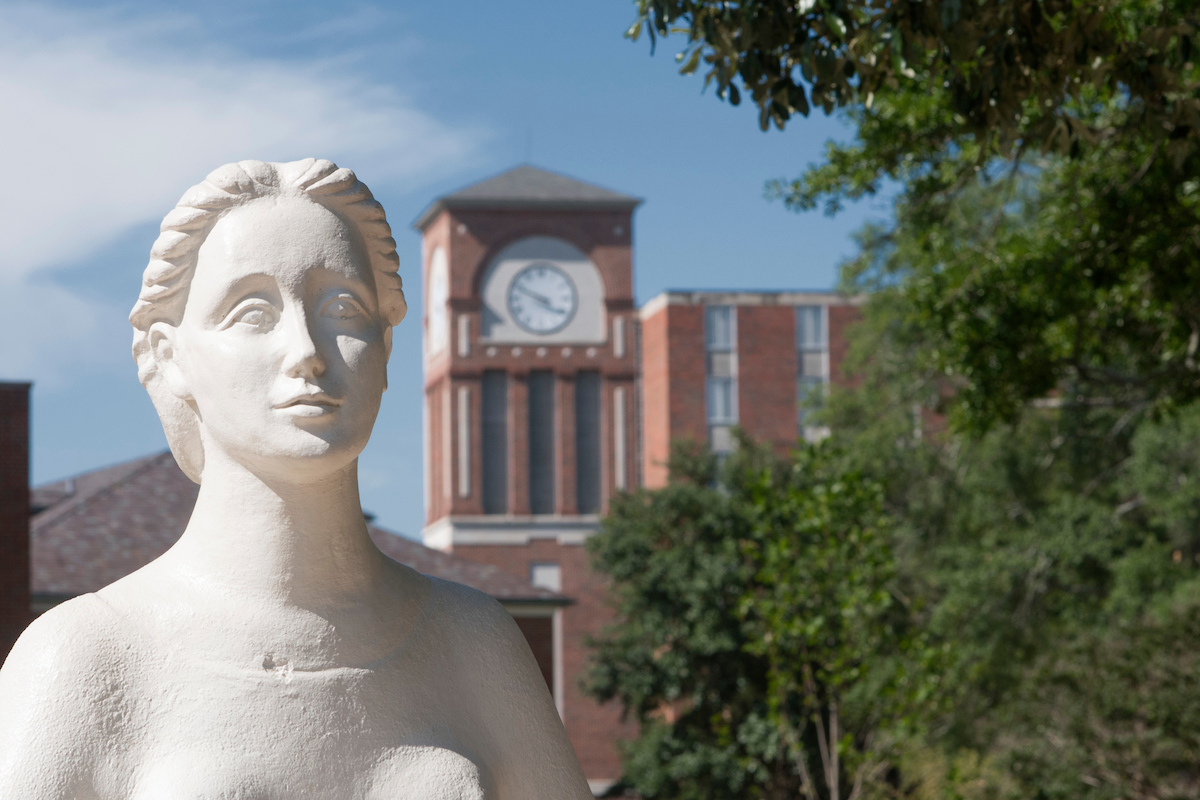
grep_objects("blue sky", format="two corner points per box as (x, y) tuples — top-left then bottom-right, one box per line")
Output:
(3, 0), (889, 537)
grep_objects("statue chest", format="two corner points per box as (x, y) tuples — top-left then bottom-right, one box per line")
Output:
(121, 659), (490, 798)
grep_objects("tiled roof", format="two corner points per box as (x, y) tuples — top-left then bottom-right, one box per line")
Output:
(414, 165), (640, 230)
(31, 452), (566, 605)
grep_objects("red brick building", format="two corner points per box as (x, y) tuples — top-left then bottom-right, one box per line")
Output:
(0, 382), (31, 661)
(415, 167), (862, 793)
(414, 166), (642, 793)
(639, 290), (863, 487)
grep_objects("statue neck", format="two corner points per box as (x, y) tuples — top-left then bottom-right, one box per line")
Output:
(169, 449), (383, 608)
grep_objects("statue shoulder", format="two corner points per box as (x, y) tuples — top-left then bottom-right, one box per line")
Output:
(419, 577), (542, 688)
(0, 595), (138, 796)
(423, 576), (521, 647)
(420, 579), (593, 799)
(2, 593), (132, 681)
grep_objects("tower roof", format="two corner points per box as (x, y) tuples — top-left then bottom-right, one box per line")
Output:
(414, 165), (640, 231)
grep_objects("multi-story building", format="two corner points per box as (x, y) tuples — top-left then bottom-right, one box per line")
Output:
(639, 290), (862, 486)
(416, 166), (862, 793)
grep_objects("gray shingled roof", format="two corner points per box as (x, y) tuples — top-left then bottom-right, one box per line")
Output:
(31, 452), (568, 606)
(413, 165), (640, 230)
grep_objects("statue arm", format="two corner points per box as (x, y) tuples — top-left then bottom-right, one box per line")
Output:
(0, 597), (123, 800)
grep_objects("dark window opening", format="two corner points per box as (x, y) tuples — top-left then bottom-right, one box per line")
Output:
(528, 371), (556, 514)
(482, 370), (508, 514)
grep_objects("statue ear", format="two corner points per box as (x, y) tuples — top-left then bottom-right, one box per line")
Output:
(149, 322), (191, 402)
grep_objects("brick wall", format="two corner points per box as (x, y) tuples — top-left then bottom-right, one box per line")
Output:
(736, 305), (798, 451)
(666, 305), (707, 448)
(0, 382), (31, 661)
(444, 208), (635, 309)
(640, 301), (710, 489)
(640, 305), (670, 488)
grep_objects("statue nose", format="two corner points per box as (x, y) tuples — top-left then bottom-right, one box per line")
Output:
(282, 314), (326, 380)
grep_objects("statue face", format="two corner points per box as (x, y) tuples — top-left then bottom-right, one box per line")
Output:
(160, 196), (388, 480)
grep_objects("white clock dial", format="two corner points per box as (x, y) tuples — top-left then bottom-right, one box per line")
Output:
(507, 263), (578, 334)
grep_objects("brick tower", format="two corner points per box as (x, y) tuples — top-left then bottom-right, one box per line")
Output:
(414, 165), (640, 793)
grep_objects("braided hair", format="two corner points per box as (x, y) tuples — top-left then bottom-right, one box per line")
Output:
(130, 158), (407, 483)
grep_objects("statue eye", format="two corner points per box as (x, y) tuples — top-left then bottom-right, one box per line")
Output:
(231, 304), (277, 329)
(324, 296), (362, 320)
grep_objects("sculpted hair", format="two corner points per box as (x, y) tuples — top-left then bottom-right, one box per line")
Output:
(129, 158), (407, 483)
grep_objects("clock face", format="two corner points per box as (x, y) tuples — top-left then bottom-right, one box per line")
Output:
(507, 263), (578, 334)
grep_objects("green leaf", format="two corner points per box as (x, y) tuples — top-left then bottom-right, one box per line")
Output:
(827, 13), (846, 41)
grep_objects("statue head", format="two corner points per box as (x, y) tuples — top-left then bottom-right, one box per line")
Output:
(130, 159), (407, 483)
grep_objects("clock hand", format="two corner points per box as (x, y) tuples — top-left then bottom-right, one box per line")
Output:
(516, 284), (565, 315)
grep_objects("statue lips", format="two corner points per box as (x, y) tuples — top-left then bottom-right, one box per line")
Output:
(274, 392), (343, 418)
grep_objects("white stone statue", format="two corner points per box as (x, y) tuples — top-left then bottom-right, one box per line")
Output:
(0, 159), (592, 799)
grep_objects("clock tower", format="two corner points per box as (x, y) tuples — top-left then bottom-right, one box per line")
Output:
(414, 165), (641, 792)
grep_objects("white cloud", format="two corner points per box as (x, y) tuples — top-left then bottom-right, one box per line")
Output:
(0, 3), (482, 383)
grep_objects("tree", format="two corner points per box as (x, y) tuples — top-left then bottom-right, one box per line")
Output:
(614, 3), (1200, 795)
(628, 0), (1200, 431)
(586, 439), (930, 799)
(1002, 595), (1200, 799)
(629, 0), (1197, 151)
(813, 285), (1200, 797)
(738, 445), (930, 800)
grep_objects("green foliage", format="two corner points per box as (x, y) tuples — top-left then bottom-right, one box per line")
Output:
(586, 442), (781, 798)
(586, 351), (1200, 797)
(629, 0), (1199, 155)
(817, 293), (1200, 796)
(831, 137), (1200, 434)
(586, 439), (929, 799)
(738, 446), (923, 800)
(615, 2), (1200, 795)
(630, 0), (1200, 433)
(1000, 589), (1200, 799)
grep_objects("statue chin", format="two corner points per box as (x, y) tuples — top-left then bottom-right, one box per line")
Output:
(197, 420), (374, 485)
(0, 159), (593, 800)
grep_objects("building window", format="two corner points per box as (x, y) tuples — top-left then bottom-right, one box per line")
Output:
(705, 305), (737, 453)
(796, 305), (828, 431)
(575, 371), (601, 514)
(613, 386), (627, 491)
(512, 615), (554, 695)
(530, 563), (562, 592)
(706, 305), (733, 351)
(706, 377), (735, 424)
(528, 371), (556, 514)
(481, 371), (508, 514)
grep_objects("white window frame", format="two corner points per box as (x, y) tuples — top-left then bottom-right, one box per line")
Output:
(796, 305), (830, 431)
(705, 305), (738, 426)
